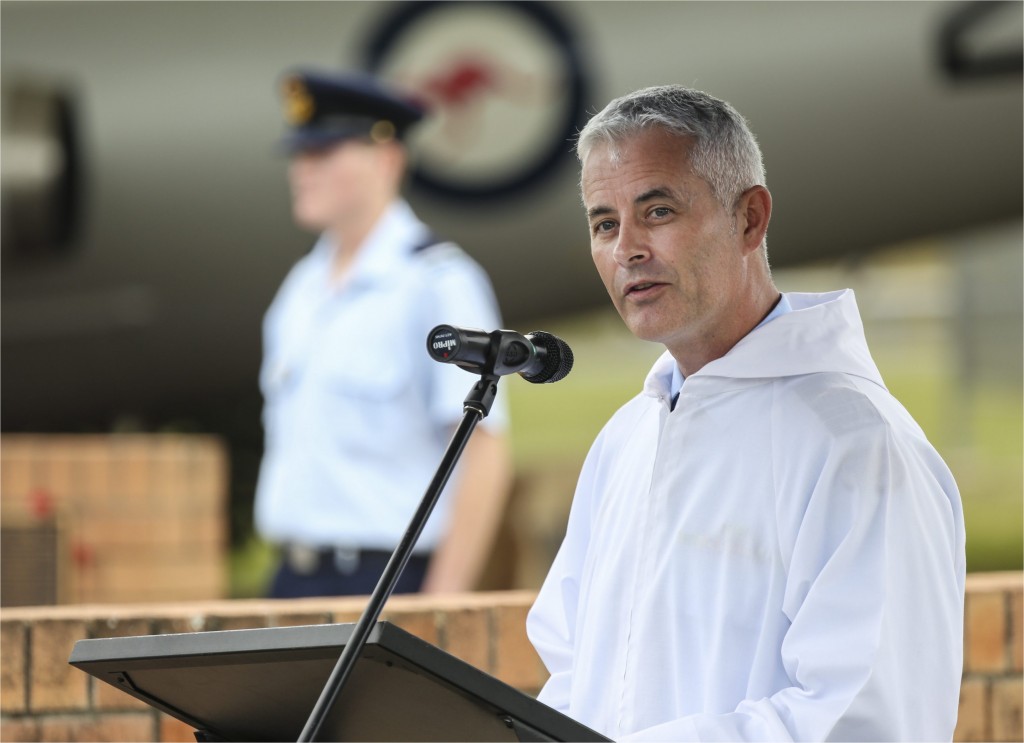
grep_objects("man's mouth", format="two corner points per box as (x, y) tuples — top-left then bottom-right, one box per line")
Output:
(624, 281), (666, 298)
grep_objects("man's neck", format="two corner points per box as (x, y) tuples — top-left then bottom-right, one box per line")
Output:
(668, 284), (781, 378)
(329, 199), (393, 284)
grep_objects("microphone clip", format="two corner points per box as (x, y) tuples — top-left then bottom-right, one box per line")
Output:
(463, 374), (500, 418)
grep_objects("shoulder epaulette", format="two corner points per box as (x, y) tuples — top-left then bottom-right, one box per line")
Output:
(410, 232), (446, 254)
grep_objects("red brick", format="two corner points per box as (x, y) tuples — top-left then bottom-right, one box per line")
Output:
(109, 437), (155, 506)
(991, 677), (1024, 742)
(442, 607), (491, 672)
(954, 677), (990, 742)
(94, 674), (151, 713)
(214, 614), (267, 632)
(89, 616), (152, 640)
(492, 602), (546, 692)
(1010, 587), (1023, 673)
(30, 619), (89, 712)
(25, 440), (72, 512)
(966, 591), (1007, 673)
(273, 611), (335, 627)
(0, 717), (40, 742)
(966, 572), (1024, 592)
(84, 515), (184, 548)
(90, 618), (153, 711)
(0, 438), (36, 522)
(154, 614), (212, 636)
(1, 620), (27, 714)
(316, 596), (372, 622)
(189, 442), (228, 502)
(380, 607), (439, 645)
(160, 712), (199, 742)
(71, 436), (113, 505)
(152, 444), (189, 511)
(39, 712), (155, 741)
(330, 607), (367, 625)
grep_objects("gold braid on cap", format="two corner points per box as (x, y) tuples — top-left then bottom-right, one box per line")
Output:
(282, 77), (315, 126)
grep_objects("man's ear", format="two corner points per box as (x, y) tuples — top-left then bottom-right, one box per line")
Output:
(737, 185), (772, 254)
(380, 141), (408, 187)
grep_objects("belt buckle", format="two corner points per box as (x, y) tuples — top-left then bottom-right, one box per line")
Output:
(286, 544), (320, 575)
(333, 546), (360, 575)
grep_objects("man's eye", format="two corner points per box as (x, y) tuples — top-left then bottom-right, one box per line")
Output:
(593, 220), (616, 234)
(650, 207), (672, 219)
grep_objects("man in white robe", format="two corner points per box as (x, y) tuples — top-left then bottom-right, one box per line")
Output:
(526, 85), (966, 741)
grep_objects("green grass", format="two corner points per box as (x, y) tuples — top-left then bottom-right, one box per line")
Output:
(949, 386), (1022, 572)
(879, 345), (1022, 573)
(229, 535), (278, 599)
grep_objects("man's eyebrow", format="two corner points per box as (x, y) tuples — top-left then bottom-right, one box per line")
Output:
(586, 187), (683, 221)
(635, 186), (680, 204)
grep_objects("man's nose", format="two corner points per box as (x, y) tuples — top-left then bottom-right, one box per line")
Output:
(613, 222), (651, 266)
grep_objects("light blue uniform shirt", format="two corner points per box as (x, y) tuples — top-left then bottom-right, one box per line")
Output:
(670, 292), (793, 400)
(255, 200), (507, 552)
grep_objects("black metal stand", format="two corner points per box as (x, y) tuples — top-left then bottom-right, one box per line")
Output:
(297, 373), (501, 743)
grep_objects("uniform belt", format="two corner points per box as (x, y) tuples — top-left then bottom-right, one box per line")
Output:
(284, 544), (429, 576)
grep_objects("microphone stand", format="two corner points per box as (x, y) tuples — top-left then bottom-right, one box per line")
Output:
(297, 372), (501, 743)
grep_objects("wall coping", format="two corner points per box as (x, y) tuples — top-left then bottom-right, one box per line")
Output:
(0, 589), (540, 623)
(1, 574), (1018, 623)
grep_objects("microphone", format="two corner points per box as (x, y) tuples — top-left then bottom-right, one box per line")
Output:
(427, 325), (573, 383)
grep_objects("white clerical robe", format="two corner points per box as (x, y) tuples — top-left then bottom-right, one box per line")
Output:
(527, 290), (966, 741)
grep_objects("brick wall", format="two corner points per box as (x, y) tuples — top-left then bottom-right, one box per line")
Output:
(958, 572), (1024, 741)
(0, 435), (228, 606)
(0, 591), (546, 742)
(1, 575), (1020, 742)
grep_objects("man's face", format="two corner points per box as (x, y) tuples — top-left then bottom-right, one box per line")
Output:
(287, 139), (386, 231)
(582, 128), (749, 356)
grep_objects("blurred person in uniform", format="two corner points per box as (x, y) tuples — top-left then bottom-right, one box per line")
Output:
(527, 85), (966, 741)
(255, 69), (512, 597)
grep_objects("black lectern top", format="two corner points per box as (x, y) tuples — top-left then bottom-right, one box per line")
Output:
(69, 620), (608, 742)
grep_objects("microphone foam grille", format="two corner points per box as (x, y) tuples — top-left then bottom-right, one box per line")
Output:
(522, 331), (574, 383)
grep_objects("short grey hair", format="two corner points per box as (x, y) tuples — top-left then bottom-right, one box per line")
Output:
(577, 85), (766, 209)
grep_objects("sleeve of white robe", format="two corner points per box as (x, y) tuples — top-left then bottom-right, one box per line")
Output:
(625, 398), (966, 742)
(526, 428), (608, 716)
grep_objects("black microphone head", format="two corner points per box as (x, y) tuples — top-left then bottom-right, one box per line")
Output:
(521, 331), (573, 383)
(426, 325), (461, 362)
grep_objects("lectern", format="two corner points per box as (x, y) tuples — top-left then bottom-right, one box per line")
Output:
(69, 332), (591, 741)
(69, 620), (608, 742)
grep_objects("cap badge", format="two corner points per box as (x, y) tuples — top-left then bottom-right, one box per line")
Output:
(370, 120), (397, 143)
(282, 77), (315, 126)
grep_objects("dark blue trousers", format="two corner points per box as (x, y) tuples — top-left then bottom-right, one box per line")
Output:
(268, 549), (429, 598)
